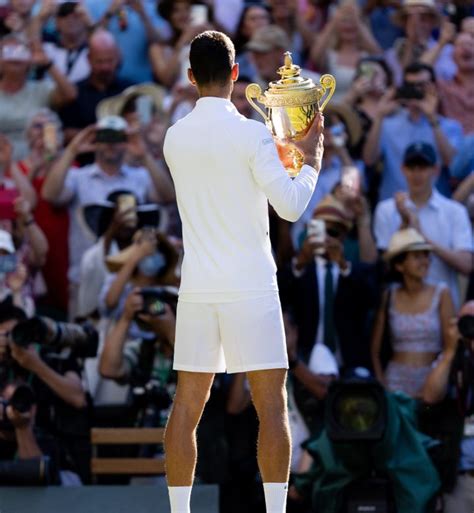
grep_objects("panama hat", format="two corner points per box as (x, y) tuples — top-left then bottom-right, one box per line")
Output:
(384, 228), (432, 261)
(325, 103), (363, 149)
(105, 230), (179, 280)
(313, 194), (353, 231)
(392, 0), (441, 27)
(96, 83), (167, 121)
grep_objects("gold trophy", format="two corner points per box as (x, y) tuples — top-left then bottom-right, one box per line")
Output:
(246, 52), (336, 177)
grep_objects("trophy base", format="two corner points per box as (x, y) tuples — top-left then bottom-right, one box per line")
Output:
(286, 148), (304, 178)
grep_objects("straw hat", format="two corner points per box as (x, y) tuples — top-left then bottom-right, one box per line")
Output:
(384, 228), (432, 261)
(392, 0), (441, 27)
(313, 194), (353, 231)
(245, 25), (290, 52)
(96, 83), (167, 121)
(325, 103), (363, 149)
(105, 230), (179, 280)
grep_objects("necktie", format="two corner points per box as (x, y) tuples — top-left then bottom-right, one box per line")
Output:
(323, 261), (336, 353)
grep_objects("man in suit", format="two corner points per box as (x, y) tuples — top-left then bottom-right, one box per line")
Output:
(281, 194), (378, 430)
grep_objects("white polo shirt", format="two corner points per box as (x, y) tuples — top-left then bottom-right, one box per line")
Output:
(374, 190), (473, 308)
(164, 96), (318, 302)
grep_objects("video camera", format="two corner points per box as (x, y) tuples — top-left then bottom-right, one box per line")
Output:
(10, 316), (98, 359)
(0, 383), (36, 431)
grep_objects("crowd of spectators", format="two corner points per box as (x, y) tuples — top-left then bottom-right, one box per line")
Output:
(0, 0), (473, 512)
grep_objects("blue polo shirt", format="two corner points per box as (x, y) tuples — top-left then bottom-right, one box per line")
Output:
(378, 109), (464, 201)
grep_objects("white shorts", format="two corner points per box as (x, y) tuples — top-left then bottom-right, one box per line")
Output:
(173, 292), (288, 374)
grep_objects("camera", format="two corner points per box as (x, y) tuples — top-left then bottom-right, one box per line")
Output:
(10, 316), (98, 358)
(395, 82), (424, 101)
(134, 286), (178, 331)
(458, 314), (474, 340)
(0, 383), (36, 431)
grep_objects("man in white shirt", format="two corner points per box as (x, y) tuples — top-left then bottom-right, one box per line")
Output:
(374, 142), (473, 308)
(163, 31), (324, 513)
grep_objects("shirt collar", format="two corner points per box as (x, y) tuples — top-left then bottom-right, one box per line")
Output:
(194, 96), (237, 114)
(407, 189), (441, 210)
(90, 163), (127, 178)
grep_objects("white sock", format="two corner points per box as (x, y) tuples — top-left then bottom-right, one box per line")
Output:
(263, 482), (288, 513)
(168, 486), (192, 513)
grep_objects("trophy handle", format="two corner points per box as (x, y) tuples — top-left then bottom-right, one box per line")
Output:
(319, 74), (337, 112)
(245, 83), (270, 124)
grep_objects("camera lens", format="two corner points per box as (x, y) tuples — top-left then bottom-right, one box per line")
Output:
(458, 315), (474, 340)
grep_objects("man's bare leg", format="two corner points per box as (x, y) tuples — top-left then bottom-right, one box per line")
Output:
(164, 371), (215, 512)
(247, 368), (291, 512)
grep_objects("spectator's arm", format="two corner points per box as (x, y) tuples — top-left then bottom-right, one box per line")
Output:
(128, 0), (159, 43)
(452, 173), (474, 204)
(439, 287), (456, 352)
(100, 289), (143, 380)
(14, 197), (48, 268)
(420, 20), (455, 68)
(428, 245), (472, 275)
(370, 290), (389, 385)
(9, 163), (37, 208)
(420, 318), (458, 404)
(48, 64), (78, 108)
(149, 43), (183, 88)
(431, 120), (457, 167)
(15, 424), (43, 459)
(9, 344), (86, 409)
(41, 148), (75, 203)
(290, 361), (332, 400)
(362, 112), (384, 166)
(309, 16), (335, 69)
(99, 317), (132, 380)
(42, 125), (96, 203)
(357, 213), (378, 264)
(423, 204), (473, 275)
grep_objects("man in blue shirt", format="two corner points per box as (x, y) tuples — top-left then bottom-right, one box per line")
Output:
(363, 62), (463, 201)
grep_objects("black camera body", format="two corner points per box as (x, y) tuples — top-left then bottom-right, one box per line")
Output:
(0, 383), (36, 431)
(134, 286), (178, 331)
(395, 82), (425, 101)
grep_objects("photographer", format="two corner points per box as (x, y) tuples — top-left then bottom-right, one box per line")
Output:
(420, 301), (474, 513)
(363, 62), (463, 201)
(0, 302), (91, 483)
(99, 287), (176, 426)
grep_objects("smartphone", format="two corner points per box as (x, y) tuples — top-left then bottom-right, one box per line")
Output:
(0, 254), (17, 274)
(330, 123), (346, 148)
(136, 95), (153, 126)
(359, 62), (376, 81)
(190, 4), (208, 26)
(307, 218), (326, 255)
(0, 189), (18, 220)
(43, 122), (58, 155)
(1, 44), (31, 62)
(117, 193), (138, 227)
(341, 166), (360, 197)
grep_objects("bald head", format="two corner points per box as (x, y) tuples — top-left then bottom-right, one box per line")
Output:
(460, 301), (474, 317)
(88, 30), (120, 86)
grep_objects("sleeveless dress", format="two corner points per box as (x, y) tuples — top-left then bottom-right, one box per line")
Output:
(385, 283), (445, 398)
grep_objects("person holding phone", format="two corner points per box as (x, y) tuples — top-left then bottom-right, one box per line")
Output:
(162, 30), (324, 513)
(149, 0), (213, 88)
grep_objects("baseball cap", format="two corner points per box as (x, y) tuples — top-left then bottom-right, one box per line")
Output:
(0, 230), (15, 254)
(95, 115), (128, 143)
(403, 142), (436, 167)
(245, 25), (290, 53)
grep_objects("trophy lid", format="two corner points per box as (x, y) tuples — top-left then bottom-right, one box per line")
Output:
(263, 52), (323, 107)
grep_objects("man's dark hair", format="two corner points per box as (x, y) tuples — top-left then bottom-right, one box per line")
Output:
(0, 299), (27, 324)
(404, 62), (436, 83)
(189, 31), (235, 87)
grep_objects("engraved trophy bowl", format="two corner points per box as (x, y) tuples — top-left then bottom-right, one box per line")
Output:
(246, 52), (336, 177)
